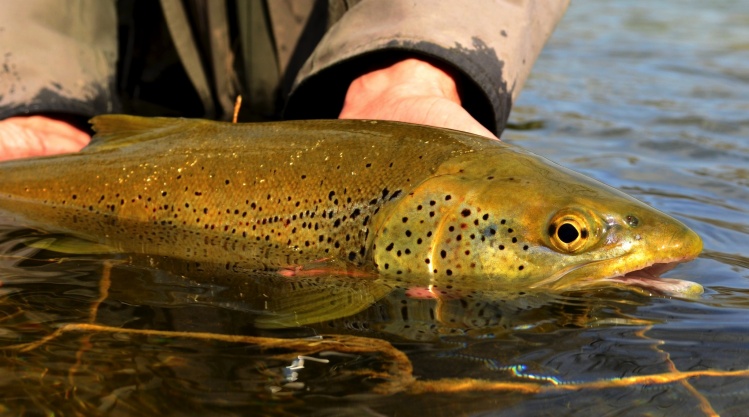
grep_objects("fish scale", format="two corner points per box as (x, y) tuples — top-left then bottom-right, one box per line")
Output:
(0, 115), (702, 299)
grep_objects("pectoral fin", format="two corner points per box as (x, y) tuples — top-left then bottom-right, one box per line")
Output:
(25, 236), (118, 255)
(254, 275), (394, 329)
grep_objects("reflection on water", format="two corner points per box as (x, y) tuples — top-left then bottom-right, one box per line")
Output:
(2, 1), (749, 415)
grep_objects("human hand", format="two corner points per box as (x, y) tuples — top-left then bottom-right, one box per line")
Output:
(339, 58), (497, 140)
(0, 115), (90, 161)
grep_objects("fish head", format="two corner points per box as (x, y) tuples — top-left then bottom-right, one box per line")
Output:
(372, 145), (702, 296)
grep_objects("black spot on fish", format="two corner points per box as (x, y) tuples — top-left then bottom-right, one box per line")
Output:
(425, 258), (431, 264)
(402, 217), (408, 223)
(446, 269), (453, 276)
(445, 195), (452, 201)
(389, 190), (402, 200)
(430, 200), (436, 206)
(523, 245), (529, 251)
(449, 225), (455, 232)
(405, 230), (412, 237)
(461, 209), (471, 217)
(417, 238), (423, 244)
(519, 265), (524, 270)
(348, 251), (357, 261)
(162, 191), (167, 197)
(512, 237), (518, 243)
(386, 242), (394, 251)
(440, 250), (447, 259)
(499, 245), (505, 250)
(328, 190), (335, 201)
(417, 205), (423, 210)
(508, 228), (514, 233)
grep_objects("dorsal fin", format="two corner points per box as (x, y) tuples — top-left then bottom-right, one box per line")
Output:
(87, 115), (206, 150)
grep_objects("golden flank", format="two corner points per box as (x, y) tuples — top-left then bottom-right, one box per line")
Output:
(0, 116), (702, 306)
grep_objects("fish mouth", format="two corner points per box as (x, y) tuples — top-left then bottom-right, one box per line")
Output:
(597, 260), (703, 298)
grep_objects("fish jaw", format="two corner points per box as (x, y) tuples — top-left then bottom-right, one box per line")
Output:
(602, 263), (703, 297)
(544, 222), (704, 297)
(598, 232), (703, 297)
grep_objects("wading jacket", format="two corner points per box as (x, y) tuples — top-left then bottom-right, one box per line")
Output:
(0, 0), (568, 135)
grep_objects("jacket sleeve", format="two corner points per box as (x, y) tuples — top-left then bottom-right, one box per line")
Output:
(284, 0), (568, 135)
(0, 0), (119, 120)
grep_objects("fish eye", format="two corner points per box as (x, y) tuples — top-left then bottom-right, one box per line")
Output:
(557, 223), (579, 243)
(547, 211), (591, 253)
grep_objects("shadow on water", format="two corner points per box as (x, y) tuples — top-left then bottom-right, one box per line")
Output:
(2, 1), (749, 415)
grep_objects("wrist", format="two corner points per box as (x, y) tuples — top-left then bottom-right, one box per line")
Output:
(343, 58), (462, 109)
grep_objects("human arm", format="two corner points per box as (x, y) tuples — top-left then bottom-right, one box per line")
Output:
(0, 116), (90, 161)
(0, 0), (118, 161)
(285, 0), (569, 137)
(338, 58), (496, 139)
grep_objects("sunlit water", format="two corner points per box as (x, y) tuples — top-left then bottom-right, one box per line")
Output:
(1, 2), (748, 416)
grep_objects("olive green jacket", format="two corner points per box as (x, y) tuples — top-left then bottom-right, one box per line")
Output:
(0, 0), (568, 135)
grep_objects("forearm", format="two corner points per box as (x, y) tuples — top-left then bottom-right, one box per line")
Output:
(0, 0), (118, 120)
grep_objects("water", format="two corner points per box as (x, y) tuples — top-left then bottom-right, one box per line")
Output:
(1, 2), (749, 416)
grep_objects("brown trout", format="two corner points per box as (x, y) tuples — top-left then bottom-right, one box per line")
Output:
(0, 116), (702, 325)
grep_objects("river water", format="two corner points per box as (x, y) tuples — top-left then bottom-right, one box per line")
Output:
(1, 2), (749, 416)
